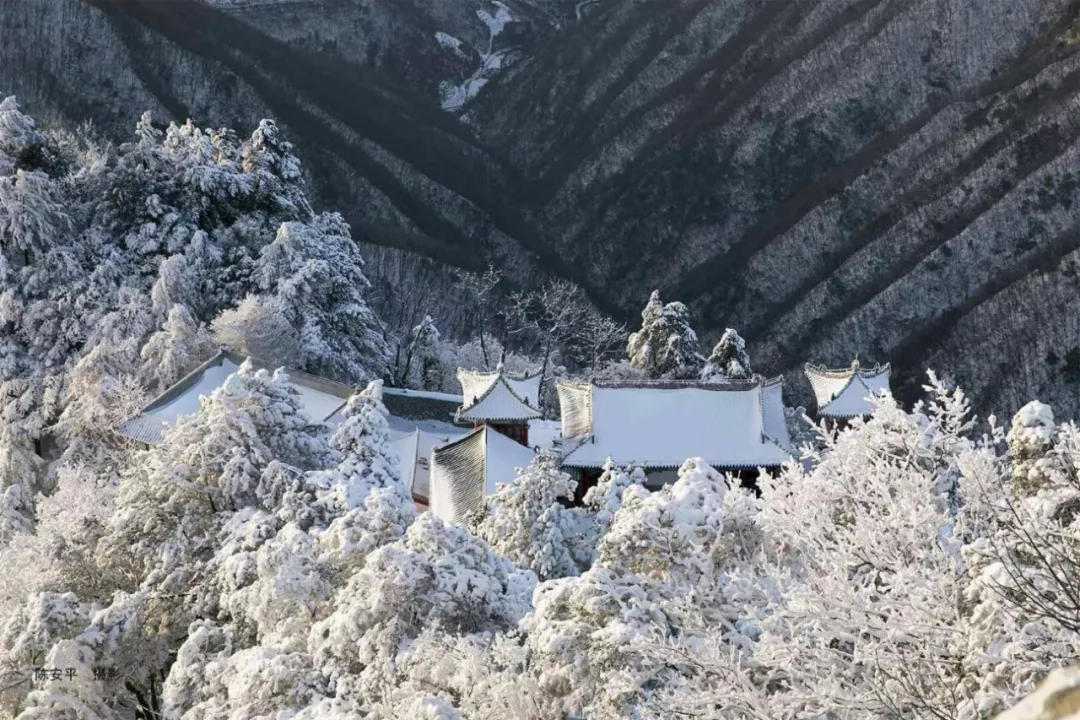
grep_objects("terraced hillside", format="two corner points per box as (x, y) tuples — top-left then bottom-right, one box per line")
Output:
(4, 0), (1080, 416)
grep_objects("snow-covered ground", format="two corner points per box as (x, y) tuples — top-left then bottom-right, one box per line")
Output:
(436, 2), (517, 112)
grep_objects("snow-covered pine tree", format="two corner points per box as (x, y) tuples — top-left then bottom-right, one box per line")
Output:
(471, 452), (582, 581)
(701, 327), (752, 381)
(0, 97), (44, 171)
(315, 379), (409, 509)
(241, 118), (312, 219)
(252, 213), (390, 384)
(626, 290), (704, 379)
(0, 169), (65, 268)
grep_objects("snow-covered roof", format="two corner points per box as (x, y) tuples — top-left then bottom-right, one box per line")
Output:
(392, 426), (469, 505)
(117, 349), (353, 445)
(529, 419), (562, 452)
(456, 365), (542, 423)
(429, 425), (536, 524)
(353, 386), (462, 427)
(557, 377), (792, 470)
(383, 387), (463, 403)
(804, 360), (892, 418)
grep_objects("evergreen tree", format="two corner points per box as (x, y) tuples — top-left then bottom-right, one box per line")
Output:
(471, 452), (582, 581)
(314, 380), (409, 509)
(253, 214), (390, 384)
(701, 327), (752, 381)
(0, 170), (64, 267)
(626, 290), (704, 379)
(0, 97), (46, 173)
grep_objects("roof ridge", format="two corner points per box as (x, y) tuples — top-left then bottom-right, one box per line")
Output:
(435, 424), (486, 452)
(805, 361), (890, 379)
(136, 348), (228, 415)
(223, 348), (356, 399)
(589, 376), (775, 391)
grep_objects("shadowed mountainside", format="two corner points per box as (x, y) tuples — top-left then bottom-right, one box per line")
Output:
(4, 0), (1080, 416)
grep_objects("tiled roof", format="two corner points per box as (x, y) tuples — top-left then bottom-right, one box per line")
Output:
(804, 361), (892, 418)
(392, 426), (470, 504)
(456, 367), (542, 423)
(429, 425), (536, 524)
(557, 377), (792, 470)
(380, 387), (462, 424)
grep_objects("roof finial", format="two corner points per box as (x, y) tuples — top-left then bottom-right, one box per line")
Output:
(852, 355), (860, 370)
(495, 360), (505, 373)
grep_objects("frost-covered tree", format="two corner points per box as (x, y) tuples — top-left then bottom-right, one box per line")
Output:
(0, 170), (65, 267)
(576, 460), (647, 560)
(519, 458), (762, 719)
(701, 327), (752, 381)
(503, 279), (625, 411)
(626, 290), (704, 379)
(456, 264), (502, 367)
(0, 422), (43, 495)
(53, 339), (147, 469)
(0, 97), (45, 172)
(253, 214), (390, 384)
(212, 293), (301, 369)
(471, 453), (582, 581)
(749, 376), (978, 718)
(140, 303), (213, 392)
(311, 513), (535, 707)
(956, 402), (1080, 717)
(313, 380), (410, 510)
(391, 315), (441, 390)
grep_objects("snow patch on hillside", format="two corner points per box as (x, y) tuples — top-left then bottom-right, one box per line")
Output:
(477, 2), (513, 36)
(437, 1), (517, 112)
(435, 31), (468, 59)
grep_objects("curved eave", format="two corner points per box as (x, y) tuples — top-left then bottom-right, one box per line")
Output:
(456, 375), (542, 421)
(819, 409), (870, 419)
(559, 459), (788, 470)
(455, 413), (541, 423)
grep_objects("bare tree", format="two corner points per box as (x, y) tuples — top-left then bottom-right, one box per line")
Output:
(457, 264), (502, 368)
(503, 279), (625, 412)
(391, 315), (439, 389)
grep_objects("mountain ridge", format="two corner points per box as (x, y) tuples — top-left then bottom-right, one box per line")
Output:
(4, 0), (1080, 415)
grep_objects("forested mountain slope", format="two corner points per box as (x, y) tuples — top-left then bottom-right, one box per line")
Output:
(3, 0), (1080, 415)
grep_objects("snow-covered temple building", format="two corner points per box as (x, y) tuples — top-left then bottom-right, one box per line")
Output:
(117, 348), (353, 446)
(427, 365), (545, 523)
(429, 425), (537, 523)
(116, 348), (472, 509)
(394, 424), (470, 509)
(804, 360), (892, 420)
(377, 387), (469, 509)
(555, 376), (793, 495)
(455, 364), (543, 444)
